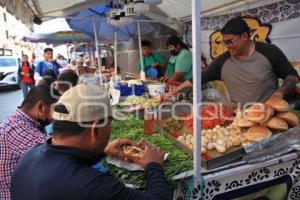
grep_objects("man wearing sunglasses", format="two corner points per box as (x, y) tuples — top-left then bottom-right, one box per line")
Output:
(164, 17), (299, 104)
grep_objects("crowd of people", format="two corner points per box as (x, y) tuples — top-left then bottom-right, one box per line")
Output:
(1, 54), (172, 200)
(1, 46), (172, 199)
(0, 16), (299, 200)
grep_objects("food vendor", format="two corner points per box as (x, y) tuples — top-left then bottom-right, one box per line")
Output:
(161, 35), (193, 86)
(165, 17), (299, 104)
(136, 40), (168, 79)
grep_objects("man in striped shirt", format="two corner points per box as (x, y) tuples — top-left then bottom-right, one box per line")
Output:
(0, 85), (58, 200)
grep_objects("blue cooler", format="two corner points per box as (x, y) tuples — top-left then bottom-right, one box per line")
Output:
(115, 84), (132, 96)
(115, 84), (145, 96)
(131, 85), (145, 96)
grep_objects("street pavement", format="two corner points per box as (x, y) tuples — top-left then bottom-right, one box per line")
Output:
(0, 87), (23, 122)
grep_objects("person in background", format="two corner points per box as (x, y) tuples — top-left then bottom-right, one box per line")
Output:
(56, 55), (68, 68)
(162, 35), (192, 86)
(56, 69), (78, 95)
(11, 85), (172, 200)
(36, 75), (57, 87)
(75, 59), (84, 75)
(18, 54), (35, 98)
(34, 48), (60, 81)
(31, 52), (36, 66)
(36, 75), (61, 136)
(136, 40), (168, 79)
(0, 85), (58, 200)
(101, 63), (120, 82)
(43, 70), (78, 136)
(84, 59), (92, 67)
(41, 68), (57, 79)
(57, 55), (69, 73)
(66, 59), (77, 72)
(164, 17), (299, 104)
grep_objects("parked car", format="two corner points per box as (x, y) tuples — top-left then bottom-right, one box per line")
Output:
(0, 56), (20, 88)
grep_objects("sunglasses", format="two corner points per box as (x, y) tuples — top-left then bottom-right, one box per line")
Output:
(222, 35), (241, 46)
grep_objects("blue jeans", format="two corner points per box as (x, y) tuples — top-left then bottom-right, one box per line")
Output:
(21, 82), (34, 98)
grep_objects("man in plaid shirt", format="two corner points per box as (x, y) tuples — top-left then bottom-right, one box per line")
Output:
(0, 85), (58, 200)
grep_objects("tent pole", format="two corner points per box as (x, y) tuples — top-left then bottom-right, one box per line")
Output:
(92, 20), (102, 84)
(137, 21), (145, 80)
(192, 0), (202, 187)
(114, 29), (118, 75)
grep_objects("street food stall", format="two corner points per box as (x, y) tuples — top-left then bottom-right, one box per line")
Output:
(106, 86), (300, 199)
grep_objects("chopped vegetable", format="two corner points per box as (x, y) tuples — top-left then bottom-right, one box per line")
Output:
(184, 104), (234, 130)
(123, 96), (146, 105)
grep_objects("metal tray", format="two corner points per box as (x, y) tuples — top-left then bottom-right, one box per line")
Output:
(202, 147), (245, 170)
(160, 129), (245, 170)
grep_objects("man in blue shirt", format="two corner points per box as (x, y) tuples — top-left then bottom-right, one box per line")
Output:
(11, 85), (172, 200)
(34, 48), (60, 80)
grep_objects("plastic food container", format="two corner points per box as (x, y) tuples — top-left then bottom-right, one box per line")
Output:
(148, 83), (165, 97)
(115, 84), (145, 96)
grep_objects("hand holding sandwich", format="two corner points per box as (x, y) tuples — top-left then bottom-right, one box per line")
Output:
(128, 140), (165, 167)
(104, 139), (136, 159)
(106, 139), (165, 167)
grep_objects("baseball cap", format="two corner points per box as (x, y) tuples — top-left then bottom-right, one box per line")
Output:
(52, 84), (112, 122)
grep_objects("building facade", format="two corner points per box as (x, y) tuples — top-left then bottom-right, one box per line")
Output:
(0, 6), (38, 58)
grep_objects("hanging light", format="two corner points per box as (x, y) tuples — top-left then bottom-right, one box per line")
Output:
(124, 0), (138, 17)
(133, 0), (150, 13)
(107, 0), (136, 27)
(144, 0), (162, 5)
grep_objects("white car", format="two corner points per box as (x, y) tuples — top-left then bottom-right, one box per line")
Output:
(0, 56), (20, 88)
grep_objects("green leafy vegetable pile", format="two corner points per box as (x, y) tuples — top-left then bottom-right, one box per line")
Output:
(109, 117), (193, 188)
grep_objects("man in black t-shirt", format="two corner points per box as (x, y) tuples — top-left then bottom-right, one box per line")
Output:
(164, 17), (299, 104)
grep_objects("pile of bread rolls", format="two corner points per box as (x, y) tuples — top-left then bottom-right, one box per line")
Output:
(236, 98), (299, 142)
(176, 98), (299, 155)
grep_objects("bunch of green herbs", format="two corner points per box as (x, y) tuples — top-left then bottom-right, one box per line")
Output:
(108, 116), (193, 188)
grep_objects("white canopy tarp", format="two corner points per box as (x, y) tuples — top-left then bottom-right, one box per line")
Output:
(1, 0), (281, 32)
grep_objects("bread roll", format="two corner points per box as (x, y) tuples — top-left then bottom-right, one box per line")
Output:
(122, 145), (145, 161)
(246, 126), (272, 142)
(265, 97), (289, 112)
(245, 103), (274, 124)
(236, 114), (258, 128)
(277, 112), (299, 127)
(266, 117), (288, 131)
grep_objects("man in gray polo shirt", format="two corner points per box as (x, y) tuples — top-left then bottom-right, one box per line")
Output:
(165, 17), (299, 104)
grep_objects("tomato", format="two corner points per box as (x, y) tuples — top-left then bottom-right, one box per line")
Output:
(183, 104), (234, 130)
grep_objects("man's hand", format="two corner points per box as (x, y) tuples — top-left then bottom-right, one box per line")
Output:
(272, 75), (299, 99)
(151, 62), (159, 68)
(131, 140), (165, 167)
(161, 91), (174, 102)
(269, 90), (284, 99)
(104, 139), (136, 159)
(159, 76), (168, 83)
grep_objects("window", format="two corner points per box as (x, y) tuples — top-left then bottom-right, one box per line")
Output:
(3, 13), (6, 22)
(0, 58), (17, 67)
(5, 30), (9, 39)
